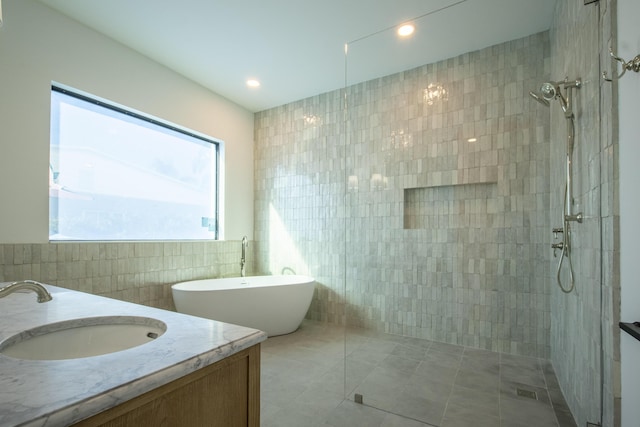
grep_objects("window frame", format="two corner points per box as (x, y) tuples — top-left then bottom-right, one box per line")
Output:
(49, 84), (222, 241)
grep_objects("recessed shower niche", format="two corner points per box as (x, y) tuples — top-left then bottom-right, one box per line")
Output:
(403, 182), (498, 230)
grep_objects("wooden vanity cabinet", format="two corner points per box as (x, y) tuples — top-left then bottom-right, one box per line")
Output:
(73, 344), (260, 427)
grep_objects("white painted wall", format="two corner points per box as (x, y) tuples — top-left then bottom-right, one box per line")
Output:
(618, 0), (640, 425)
(0, 0), (254, 243)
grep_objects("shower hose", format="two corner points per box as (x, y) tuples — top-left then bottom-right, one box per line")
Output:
(557, 182), (575, 293)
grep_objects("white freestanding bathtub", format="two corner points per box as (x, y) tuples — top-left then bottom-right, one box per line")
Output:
(171, 275), (315, 336)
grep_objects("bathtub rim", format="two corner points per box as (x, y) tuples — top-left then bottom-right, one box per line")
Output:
(171, 274), (315, 292)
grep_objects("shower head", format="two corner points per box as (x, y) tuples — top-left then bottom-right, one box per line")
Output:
(529, 91), (550, 107)
(540, 82), (559, 100)
(530, 78), (581, 118)
(537, 81), (568, 112)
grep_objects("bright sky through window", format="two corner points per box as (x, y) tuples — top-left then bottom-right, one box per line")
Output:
(49, 86), (221, 241)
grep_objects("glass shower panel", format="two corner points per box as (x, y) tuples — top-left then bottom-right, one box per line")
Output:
(341, 3), (574, 424)
(342, 10), (461, 421)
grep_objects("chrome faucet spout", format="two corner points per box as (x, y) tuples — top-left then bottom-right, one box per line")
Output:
(240, 236), (249, 277)
(0, 280), (53, 303)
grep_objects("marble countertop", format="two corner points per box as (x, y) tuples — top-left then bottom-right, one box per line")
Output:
(0, 284), (267, 427)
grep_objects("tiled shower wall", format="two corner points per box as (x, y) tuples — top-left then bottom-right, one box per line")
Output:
(0, 241), (253, 310)
(255, 32), (553, 357)
(549, 0), (619, 426)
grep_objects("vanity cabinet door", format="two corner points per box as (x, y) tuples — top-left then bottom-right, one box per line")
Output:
(73, 344), (260, 427)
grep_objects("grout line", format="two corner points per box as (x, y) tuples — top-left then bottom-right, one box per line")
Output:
(439, 346), (464, 426)
(538, 358), (561, 427)
(498, 351), (504, 427)
(347, 398), (440, 427)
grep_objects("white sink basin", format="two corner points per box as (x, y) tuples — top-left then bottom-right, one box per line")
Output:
(0, 316), (166, 360)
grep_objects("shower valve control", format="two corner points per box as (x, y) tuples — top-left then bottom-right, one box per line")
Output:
(551, 242), (564, 257)
(552, 228), (563, 239)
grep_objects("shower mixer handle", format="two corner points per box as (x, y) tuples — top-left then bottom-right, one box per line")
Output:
(552, 227), (563, 239)
(551, 242), (564, 257)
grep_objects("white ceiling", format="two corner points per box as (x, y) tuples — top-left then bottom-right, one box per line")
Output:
(37, 0), (557, 112)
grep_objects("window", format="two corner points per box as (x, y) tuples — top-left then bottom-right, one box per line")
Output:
(49, 85), (220, 241)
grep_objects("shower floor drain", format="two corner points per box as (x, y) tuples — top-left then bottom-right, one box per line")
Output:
(516, 388), (538, 400)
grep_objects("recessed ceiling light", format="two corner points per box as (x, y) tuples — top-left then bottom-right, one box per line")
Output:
(397, 24), (415, 38)
(246, 79), (260, 88)
(467, 137), (477, 142)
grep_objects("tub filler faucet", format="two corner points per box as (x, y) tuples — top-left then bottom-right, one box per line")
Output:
(0, 280), (53, 303)
(240, 236), (249, 277)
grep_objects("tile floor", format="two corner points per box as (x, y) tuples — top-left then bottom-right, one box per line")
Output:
(260, 320), (577, 427)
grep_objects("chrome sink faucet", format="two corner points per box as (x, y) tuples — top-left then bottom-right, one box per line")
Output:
(240, 236), (249, 277)
(0, 280), (53, 303)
